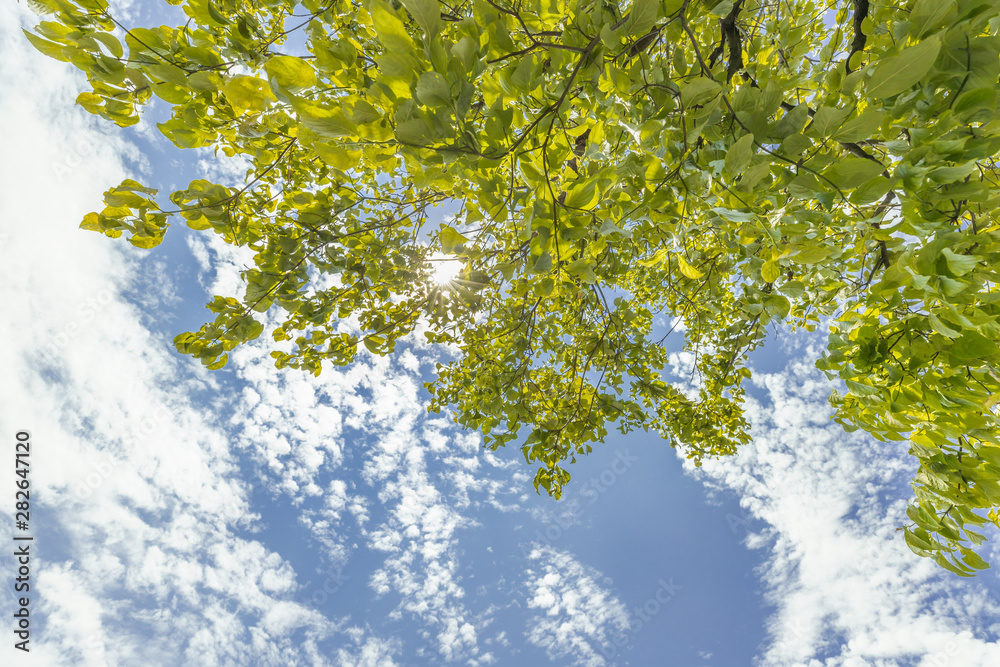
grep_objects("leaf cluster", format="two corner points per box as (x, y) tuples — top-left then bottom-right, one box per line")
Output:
(27, 0), (1000, 573)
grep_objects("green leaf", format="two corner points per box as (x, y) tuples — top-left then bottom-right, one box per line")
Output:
(677, 256), (704, 279)
(908, 0), (956, 39)
(80, 212), (101, 232)
(370, 0), (415, 53)
(222, 76), (275, 111)
(823, 158), (886, 189)
(400, 0), (441, 38)
(363, 335), (384, 354)
(22, 29), (68, 61)
(953, 88), (997, 118)
(396, 118), (435, 144)
(147, 63), (189, 87)
(680, 77), (721, 106)
(206, 0), (232, 25)
(188, 70), (221, 92)
(530, 252), (553, 274)
(416, 71), (452, 107)
(807, 106), (851, 138)
(439, 225), (467, 253)
(313, 143), (361, 171)
(934, 554), (975, 577)
(622, 0), (659, 37)
(292, 98), (355, 137)
(265, 55), (316, 91)
(867, 36), (941, 99)
(928, 313), (960, 339)
(904, 528), (934, 553)
(206, 353), (229, 370)
(779, 280), (805, 298)
(157, 119), (213, 148)
(850, 176), (894, 205)
(724, 133), (755, 178)
(790, 245), (831, 264)
(960, 547), (990, 570)
(708, 0), (733, 16)
(773, 104), (809, 139)
(761, 260), (780, 283)
(91, 31), (123, 58)
(845, 379), (881, 396)
(928, 162), (977, 184)
(563, 176), (599, 209)
(832, 109), (884, 142)
(344, 98), (382, 125)
(951, 331), (999, 360)
(765, 294), (790, 318)
(781, 133), (812, 156)
(566, 258), (598, 283)
(940, 248), (979, 277)
(711, 207), (755, 222)
(452, 36), (478, 71)
(76, 91), (105, 114)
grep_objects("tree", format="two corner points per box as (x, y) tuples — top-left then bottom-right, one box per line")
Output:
(25, 0), (1000, 576)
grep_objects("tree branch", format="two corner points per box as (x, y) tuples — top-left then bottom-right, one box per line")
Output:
(845, 0), (870, 73)
(708, 1), (744, 81)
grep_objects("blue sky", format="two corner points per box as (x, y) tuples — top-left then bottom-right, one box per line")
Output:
(3, 2), (1000, 665)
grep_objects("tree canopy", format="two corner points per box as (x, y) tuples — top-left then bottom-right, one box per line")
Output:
(26, 0), (1000, 576)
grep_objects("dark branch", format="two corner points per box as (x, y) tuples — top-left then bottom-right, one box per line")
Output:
(719, 0), (745, 82)
(845, 0), (870, 73)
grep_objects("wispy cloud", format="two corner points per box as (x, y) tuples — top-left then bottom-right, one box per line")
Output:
(522, 544), (631, 667)
(183, 220), (538, 663)
(223, 315), (499, 662)
(20, 3), (993, 666)
(684, 334), (1000, 666)
(1, 6), (343, 664)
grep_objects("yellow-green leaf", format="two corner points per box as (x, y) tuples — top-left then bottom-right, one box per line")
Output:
(761, 260), (780, 283)
(439, 225), (467, 253)
(370, 0), (415, 53)
(222, 76), (275, 112)
(724, 133), (755, 178)
(677, 256), (704, 279)
(265, 55), (316, 91)
(400, 0), (440, 38)
(868, 36), (941, 99)
(928, 313), (960, 339)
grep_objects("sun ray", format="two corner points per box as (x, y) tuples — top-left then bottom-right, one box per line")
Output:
(429, 252), (462, 285)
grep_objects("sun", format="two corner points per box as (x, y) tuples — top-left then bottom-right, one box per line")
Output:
(428, 253), (462, 285)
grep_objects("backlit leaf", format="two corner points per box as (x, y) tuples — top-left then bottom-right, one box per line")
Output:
(868, 36), (941, 99)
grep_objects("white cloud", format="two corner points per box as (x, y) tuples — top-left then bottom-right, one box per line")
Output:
(3, 5), (566, 667)
(1, 7), (349, 665)
(336, 627), (403, 666)
(8, 7), (907, 667)
(683, 334), (1000, 666)
(197, 154), (251, 187)
(190, 227), (537, 662)
(522, 545), (630, 667)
